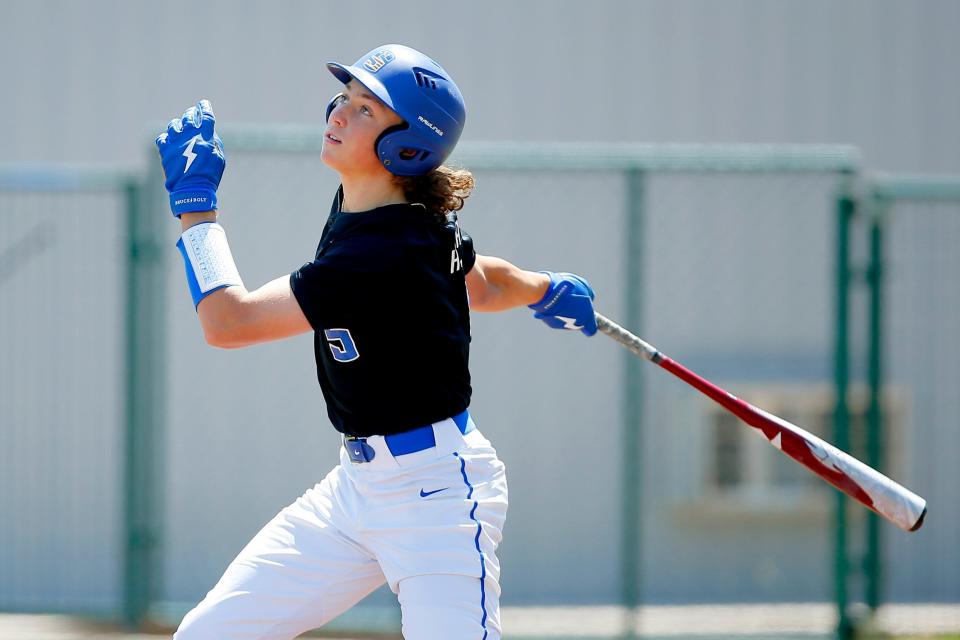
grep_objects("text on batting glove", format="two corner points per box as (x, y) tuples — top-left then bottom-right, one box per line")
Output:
(528, 271), (597, 336)
(155, 99), (226, 218)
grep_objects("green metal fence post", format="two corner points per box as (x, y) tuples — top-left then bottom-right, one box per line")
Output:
(865, 195), (887, 612)
(833, 185), (855, 640)
(122, 176), (167, 628)
(621, 169), (645, 639)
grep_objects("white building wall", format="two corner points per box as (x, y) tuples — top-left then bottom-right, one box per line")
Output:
(1, 0), (957, 612)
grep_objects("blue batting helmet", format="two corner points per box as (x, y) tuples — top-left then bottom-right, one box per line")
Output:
(325, 44), (466, 176)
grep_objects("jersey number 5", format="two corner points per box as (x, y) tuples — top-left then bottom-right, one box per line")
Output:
(324, 328), (359, 363)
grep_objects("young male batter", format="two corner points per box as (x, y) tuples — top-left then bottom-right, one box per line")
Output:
(157, 44), (597, 640)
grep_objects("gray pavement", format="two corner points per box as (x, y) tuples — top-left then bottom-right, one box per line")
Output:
(1, 604), (959, 639)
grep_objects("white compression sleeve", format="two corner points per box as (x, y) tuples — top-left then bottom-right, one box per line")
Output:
(175, 222), (244, 308)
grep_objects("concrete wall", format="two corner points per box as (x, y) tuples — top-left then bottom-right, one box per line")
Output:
(2, 1), (958, 173)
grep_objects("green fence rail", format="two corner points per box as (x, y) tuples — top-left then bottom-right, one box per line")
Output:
(835, 175), (960, 638)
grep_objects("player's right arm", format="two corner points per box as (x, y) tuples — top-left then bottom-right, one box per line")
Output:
(178, 212), (311, 348)
(195, 272), (311, 348)
(156, 100), (312, 348)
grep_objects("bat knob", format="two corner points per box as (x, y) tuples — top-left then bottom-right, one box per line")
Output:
(909, 506), (928, 532)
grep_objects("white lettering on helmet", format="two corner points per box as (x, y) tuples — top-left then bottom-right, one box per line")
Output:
(417, 115), (444, 137)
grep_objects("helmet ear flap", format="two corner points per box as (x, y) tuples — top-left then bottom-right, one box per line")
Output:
(375, 123), (412, 171)
(376, 125), (439, 176)
(325, 93), (345, 123)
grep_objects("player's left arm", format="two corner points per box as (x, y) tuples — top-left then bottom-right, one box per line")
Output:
(156, 99), (312, 349)
(465, 254), (549, 312)
(466, 254), (597, 336)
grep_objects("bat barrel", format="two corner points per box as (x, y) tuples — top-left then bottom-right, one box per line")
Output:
(787, 420), (928, 532)
(672, 357), (929, 533)
(596, 309), (929, 533)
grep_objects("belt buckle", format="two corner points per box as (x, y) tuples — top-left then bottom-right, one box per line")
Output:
(344, 436), (376, 463)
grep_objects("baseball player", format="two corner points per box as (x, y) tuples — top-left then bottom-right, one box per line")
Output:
(157, 44), (597, 640)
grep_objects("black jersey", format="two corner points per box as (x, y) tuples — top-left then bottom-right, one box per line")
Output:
(290, 189), (476, 437)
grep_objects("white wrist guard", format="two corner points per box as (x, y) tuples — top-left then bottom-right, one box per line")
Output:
(175, 222), (244, 309)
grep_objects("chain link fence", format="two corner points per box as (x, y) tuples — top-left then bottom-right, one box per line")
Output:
(839, 177), (960, 636)
(0, 171), (131, 618)
(2, 145), (958, 638)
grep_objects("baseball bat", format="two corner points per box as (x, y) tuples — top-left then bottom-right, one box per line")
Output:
(595, 312), (927, 532)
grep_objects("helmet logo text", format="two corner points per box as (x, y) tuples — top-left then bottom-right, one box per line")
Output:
(362, 50), (396, 74)
(418, 115), (444, 136)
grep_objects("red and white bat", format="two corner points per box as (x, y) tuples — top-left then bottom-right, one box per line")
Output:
(596, 312), (927, 532)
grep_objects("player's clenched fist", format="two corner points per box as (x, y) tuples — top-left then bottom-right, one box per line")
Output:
(155, 99), (225, 218)
(528, 271), (598, 336)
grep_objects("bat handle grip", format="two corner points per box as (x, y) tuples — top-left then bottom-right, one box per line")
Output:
(595, 312), (661, 362)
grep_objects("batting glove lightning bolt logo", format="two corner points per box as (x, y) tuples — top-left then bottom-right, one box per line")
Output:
(555, 316), (583, 330)
(156, 99), (226, 218)
(528, 271), (598, 336)
(182, 136), (200, 173)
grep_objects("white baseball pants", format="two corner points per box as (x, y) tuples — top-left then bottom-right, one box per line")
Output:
(174, 416), (508, 639)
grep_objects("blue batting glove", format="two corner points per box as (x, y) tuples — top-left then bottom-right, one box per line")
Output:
(155, 99), (226, 218)
(528, 271), (597, 337)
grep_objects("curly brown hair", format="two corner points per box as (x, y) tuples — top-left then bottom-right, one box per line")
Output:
(393, 165), (475, 222)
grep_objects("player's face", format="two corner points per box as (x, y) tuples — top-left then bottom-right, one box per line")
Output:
(322, 81), (404, 175)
